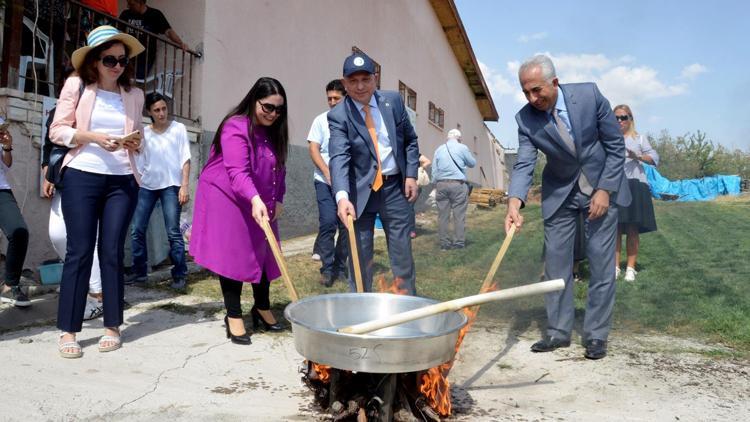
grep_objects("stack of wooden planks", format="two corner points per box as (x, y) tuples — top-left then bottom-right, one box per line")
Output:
(469, 188), (506, 207)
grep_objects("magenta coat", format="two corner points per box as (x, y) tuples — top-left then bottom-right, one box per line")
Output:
(190, 116), (286, 283)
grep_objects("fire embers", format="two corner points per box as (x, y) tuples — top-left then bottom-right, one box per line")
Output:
(302, 362), (442, 422)
(416, 281), (499, 417)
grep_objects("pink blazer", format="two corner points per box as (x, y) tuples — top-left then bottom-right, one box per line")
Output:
(49, 75), (144, 183)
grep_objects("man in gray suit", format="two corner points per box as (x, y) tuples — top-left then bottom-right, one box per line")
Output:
(329, 52), (420, 295)
(505, 55), (631, 359)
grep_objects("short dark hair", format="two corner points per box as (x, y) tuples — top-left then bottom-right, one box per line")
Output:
(78, 40), (135, 91)
(326, 79), (346, 95)
(145, 92), (167, 111)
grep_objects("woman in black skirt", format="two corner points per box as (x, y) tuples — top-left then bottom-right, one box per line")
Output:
(613, 105), (659, 282)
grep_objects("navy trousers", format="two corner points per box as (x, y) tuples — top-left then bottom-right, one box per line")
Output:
(57, 169), (138, 332)
(348, 176), (416, 295)
(314, 180), (348, 277)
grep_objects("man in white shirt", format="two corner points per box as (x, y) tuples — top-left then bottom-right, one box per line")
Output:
(131, 92), (191, 290)
(308, 80), (348, 287)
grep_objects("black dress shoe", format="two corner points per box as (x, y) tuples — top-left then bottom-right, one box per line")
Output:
(224, 316), (251, 345)
(530, 336), (571, 352)
(251, 306), (284, 332)
(584, 339), (607, 359)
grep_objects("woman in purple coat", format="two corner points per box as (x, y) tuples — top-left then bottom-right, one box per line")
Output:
(191, 77), (288, 345)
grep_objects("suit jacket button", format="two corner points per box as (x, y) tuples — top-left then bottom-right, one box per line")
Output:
(373, 165), (377, 169)
(368, 184), (372, 188)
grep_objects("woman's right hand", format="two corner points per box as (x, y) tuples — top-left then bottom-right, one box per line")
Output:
(87, 132), (120, 152)
(41, 166), (55, 198)
(251, 195), (269, 226)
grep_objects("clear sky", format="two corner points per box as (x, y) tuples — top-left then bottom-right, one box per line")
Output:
(455, 0), (750, 151)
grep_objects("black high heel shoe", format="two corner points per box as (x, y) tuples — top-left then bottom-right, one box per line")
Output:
(224, 316), (252, 345)
(251, 306), (284, 332)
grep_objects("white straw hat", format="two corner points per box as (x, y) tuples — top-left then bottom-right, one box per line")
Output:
(71, 25), (145, 70)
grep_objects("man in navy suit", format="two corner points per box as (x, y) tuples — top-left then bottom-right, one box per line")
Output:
(328, 52), (420, 295)
(505, 55), (631, 359)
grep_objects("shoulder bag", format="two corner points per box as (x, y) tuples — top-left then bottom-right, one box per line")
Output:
(46, 81), (85, 186)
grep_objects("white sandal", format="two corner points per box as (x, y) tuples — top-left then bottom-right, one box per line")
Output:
(98, 329), (122, 353)
(58, 333), (83, 359)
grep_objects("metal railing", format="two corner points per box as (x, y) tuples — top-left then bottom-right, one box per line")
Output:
(2, 0), (201, 122)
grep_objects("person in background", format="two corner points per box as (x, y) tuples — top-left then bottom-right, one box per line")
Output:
(409, 154), (431, 239)
(308, 79), (348, 287)
(432, 129), (476, 250)
(50, 26), (145, 358)
(43, 65), (103, 320)
(119, 0), (189, 80)
(130, 92), (191, 290)
(613, 105), (659, 282)
(82, 0), (118, 16)
(190, 77), (288, 345)
(0, 121), (31, 308)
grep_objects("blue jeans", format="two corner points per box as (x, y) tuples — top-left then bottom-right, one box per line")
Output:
(314, 181), (348, 277)
(131, 186), (187, 280)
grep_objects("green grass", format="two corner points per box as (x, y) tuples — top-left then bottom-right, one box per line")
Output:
(188, 194), (750, 354)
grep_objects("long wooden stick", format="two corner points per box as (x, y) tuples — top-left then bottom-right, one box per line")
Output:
(479, 224), (516, 294)
(338, 278), (564, 334)
(346, 215), (364, 293)
(260, 219), (299, 302)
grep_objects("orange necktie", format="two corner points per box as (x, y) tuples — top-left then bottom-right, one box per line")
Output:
(363, 104), (383, 191)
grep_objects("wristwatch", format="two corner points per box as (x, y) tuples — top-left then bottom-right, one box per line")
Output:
(1, 146), (12, 151)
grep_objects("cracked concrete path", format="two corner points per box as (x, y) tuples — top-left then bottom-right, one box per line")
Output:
(2, 284), (748, 420)
(0, 289), (316, 421)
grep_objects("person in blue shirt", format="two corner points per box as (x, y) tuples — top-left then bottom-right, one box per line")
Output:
(431, 129), (476, 250)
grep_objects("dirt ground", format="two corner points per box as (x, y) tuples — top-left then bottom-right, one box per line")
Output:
(1, 287), (748, 421)
(446, 321), (749, 421)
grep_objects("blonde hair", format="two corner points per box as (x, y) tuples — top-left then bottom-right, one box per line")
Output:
(614, 104), (638, 138)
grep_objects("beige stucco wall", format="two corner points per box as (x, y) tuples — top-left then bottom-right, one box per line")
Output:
(197, 0), (500, 187)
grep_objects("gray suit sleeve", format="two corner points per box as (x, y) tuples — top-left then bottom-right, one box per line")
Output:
(328, 109), (351, 196)
(507, 118), (538, 207)
(592, 84), (626, 192)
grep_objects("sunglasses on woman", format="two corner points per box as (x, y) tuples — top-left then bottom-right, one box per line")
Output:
(258, 101), (285, 115)
(100, 55), (129, 68)
(615, 115), (631, 122)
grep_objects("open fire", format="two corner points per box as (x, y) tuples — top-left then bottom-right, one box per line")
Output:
(303, 277), (499, 420)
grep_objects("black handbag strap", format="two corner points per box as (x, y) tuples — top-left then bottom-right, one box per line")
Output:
(444, 144), (464, 174)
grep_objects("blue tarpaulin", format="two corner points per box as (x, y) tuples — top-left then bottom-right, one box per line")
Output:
(643, 164), (741, 201)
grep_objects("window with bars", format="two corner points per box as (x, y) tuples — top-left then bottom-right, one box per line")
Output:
(398, 81), (417, 112)
(429, 101), (445, 129)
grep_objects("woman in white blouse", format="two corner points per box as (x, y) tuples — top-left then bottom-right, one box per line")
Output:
(613, 105), (660, 282)
(50, 26), (145, 358)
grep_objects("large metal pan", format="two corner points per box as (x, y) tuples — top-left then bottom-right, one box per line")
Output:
(284, 293), (468, 373)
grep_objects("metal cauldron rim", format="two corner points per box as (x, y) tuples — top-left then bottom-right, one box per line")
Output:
(284, 292), (468, 340)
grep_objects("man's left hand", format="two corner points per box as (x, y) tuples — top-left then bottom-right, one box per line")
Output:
(404, 177), (418, 202)
(178, 186), (190, 205)
(588, 190), (610, 220)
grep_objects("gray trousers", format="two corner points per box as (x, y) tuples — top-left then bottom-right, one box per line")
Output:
(543, 188), (618, 342)
(435, 181), (469, 248)
(348, 177), (416, 295)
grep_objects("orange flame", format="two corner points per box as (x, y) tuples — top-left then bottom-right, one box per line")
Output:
(311, 362), (331, 383)
(376, 276), (409, 295)
(419, 281), (500, 416)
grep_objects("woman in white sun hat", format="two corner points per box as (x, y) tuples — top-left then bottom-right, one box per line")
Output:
(50, 25), (145, 358)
